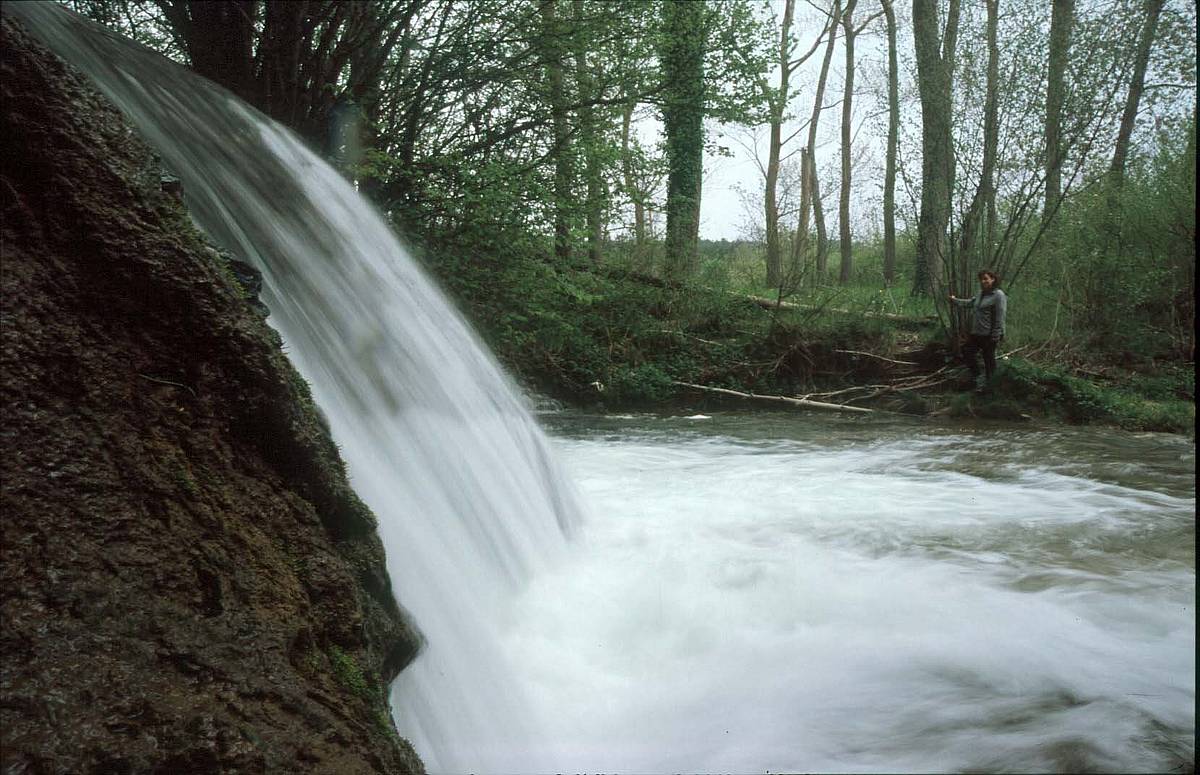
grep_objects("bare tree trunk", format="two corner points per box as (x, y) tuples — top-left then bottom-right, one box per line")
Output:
(789, 145), (812, 277)
(620, 101), (647, 251)
(1044, 0), (1074, 219)
(957, 0), (999, 285)
(573, 0), (604, 263)
(837, 0), (858, 285)
(813, 161), (829, 277)
(795, 1), (842, 281)
(765, 0), (797, 288)
(542, 0), (572, 261)
(881, 0), (898, 285)
(911, 0), (959, 295)
(1109, 0), (1164, 198)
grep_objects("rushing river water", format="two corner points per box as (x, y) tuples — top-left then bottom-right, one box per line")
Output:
(497, 411), (1195, 774)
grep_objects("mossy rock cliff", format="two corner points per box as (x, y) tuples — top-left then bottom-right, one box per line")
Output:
(0, 17), (424, 774)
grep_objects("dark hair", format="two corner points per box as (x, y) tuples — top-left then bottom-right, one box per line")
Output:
(978, 269), (1001, 288)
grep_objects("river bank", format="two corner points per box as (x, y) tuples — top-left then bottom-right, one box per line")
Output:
(426, 252), (1195, 435)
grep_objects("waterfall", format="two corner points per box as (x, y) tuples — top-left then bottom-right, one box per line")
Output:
(11, 5), (582, 771)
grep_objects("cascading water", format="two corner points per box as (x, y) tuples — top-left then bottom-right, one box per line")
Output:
(11, 5), (581, 770)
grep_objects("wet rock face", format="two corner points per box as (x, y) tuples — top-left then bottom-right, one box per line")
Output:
(0, 18), (423, 775)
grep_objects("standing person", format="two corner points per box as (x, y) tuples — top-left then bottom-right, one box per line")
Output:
(950, 270), (1007, 391)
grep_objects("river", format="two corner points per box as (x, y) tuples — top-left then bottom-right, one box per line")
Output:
(496, 411), (1194, 773)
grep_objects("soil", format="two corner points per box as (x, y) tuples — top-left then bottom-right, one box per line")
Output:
(1, 17), (424, 774)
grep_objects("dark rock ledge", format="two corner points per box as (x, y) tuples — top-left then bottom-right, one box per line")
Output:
(1, 17), (424, 774)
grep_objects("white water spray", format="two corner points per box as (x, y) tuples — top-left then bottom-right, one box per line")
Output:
(11, 6), (581, 770)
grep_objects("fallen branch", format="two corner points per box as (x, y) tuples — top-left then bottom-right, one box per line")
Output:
(743, 293), (802, 311)
(802, 365), (955, 400)
(906, 375), (957, 391)
(802, 384), (882, 401)
(672, 381), (874, 414)
(655, 329), (725, 346)
(740, 293), (935, 322)
(834, 349), (918, 366)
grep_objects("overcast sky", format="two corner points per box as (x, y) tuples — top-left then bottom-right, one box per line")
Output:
(695, 1), (894, 242)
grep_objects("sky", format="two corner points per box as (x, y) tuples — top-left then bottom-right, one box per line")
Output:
(700, 129), (765, 241)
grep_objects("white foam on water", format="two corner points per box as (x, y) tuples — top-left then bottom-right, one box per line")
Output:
(496, 428), (1194, 772)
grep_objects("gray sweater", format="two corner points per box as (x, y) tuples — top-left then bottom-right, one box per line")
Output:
(952, 289), (1007, 338)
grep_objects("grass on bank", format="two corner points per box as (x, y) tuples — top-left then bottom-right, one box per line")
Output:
(416, 223), (1193, 434)
(948, 358), (1195, 433)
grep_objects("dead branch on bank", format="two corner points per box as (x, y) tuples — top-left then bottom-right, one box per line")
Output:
(833, 349), (918, 366)
(672, 381), (875, 414)
(797, 366), (957, 405)
(740, 293), (935, 322)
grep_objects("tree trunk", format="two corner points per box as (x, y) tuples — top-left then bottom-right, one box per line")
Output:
(1109, 0), (1164, 198)
(542, 0), (573, 261)
(911, 0), (959, 295)
(159, 1), (258, 102)
(765, 0), (797, 289)
(881, 0), (898, 285)
(957, 0), (999, 287)
(573, 0), (605, 263)
(789, 145), (812, 277)
(257, 1), (307, 126)
(813, 157), (829, 277)
(620, 101), (647, 251)
(795, 1), (841, 281)
(837, 0), (858, 285)
(764, 131), (783, 285)
(1043, 0), (1074, 219)
(660, 0), (706, 279)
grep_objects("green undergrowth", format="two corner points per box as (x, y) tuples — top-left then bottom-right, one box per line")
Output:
(965, 358), (1195, 433)
(422, 238), (1192, 434)
(429, 242), (920, 406)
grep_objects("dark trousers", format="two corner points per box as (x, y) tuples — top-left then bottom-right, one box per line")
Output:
(962, 334), (998, 380)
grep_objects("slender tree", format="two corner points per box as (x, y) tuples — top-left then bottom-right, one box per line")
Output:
(1043, 0), (1075, 219)
(541, 0), (573, 261)
(837, 0), (858, 284)
(911, 0), (960, 295)
(764, 0), (797, 288)
(619, 100), (647, 249)
(792, 0), (842, 280)
(881, 0), (898, 285)
(573, 0), (606, 263)
(1109, 0), (1164, 199)
(811, 159), (829, 275)
(761, 0), (829, 288)
(955, 0), (999, 292)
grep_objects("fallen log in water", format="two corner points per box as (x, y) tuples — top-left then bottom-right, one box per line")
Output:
(672, 381), (875, 414)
